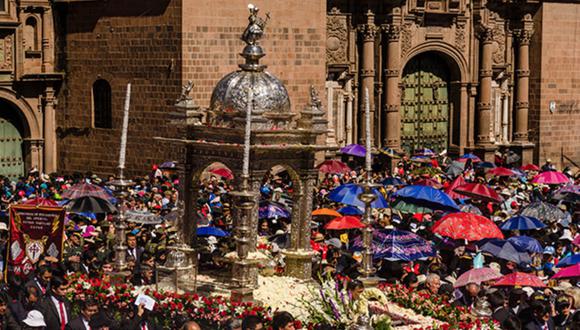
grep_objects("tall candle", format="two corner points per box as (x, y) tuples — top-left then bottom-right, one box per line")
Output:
(242, 88), (253, 178)
(365, 88), (371, 177)
(119, 83), (131, 170)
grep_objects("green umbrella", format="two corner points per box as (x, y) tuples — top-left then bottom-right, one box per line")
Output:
(392, 198), (435, 214)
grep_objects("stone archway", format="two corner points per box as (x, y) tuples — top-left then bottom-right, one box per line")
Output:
(399, 45), (468, 154)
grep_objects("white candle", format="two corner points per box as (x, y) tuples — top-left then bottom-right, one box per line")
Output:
(365, 88), (371, 176)
(119, 83), (131, 170)
(242, 88), (253, 178)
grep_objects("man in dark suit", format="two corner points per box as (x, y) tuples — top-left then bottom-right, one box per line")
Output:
(126, 233), (144, 265)
(65, 298), (98, 330)
(35, 276), (72, 330)
(129, 304), (162, 330)
(24, 265), (52, 297)
(523, 302), (555, 330)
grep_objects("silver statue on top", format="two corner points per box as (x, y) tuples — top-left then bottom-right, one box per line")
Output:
(309, 85), (323, 112)
(177, 80), (194, 103)
(241, 4), (270, 45)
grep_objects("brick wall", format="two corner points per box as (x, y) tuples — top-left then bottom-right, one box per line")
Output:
(531, 2), (580, 169)
(181, 0), (327, 113)
(56, 0), (184, 177)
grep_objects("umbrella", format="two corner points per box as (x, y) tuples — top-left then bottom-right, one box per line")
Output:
(454, 183), (503, 203)
(394, 185), (460, 212)
(259, 201), (290, 219)
(340, 144), (366, 157)
(316, 160), (352, 174)
(380, 147), (400, 159)
(337, 205), (364, 216)
(488, 167), (517, 177)
(432, 212), (504, 241)
(197, 226), (230, 237)
(552, 264), (580, 279)
(391, 198), (435, 214)
(159, 161), (178, 169)
(458, 153), (482, 163)
(446, 161), (465, 177)
(327, 183), (388, 209)
(445, 176), (468, 200)
(62, 183), (115, 202)
(507, 236), (543, 253)
(413, 178), (442, 189)
(21, 198), (58, 207)
(353, 229), (434, 261)
(325, 216), (365, 230)
(453, 267), (502, 288)
(500, 215), (545, 231)
(410, 155), (432, 163)
(414, 148), (435, 157)
(350, 229), (391, 257)
(475, 161), (496, 169)
(459, 204), (483, 215)
(382, 177), (405, 186)
(521, 164), (540, 171)
(125, 210), (163, 224)
(521, 201), (569, 224)
(312, 208), (342, 218)
(552, 184), (580, 202)
(531, 171), (570, 185)
(556, 254), (580, 268)
(209, 167), (234, 180)
(67, 196), (117, 214)
(480, 240), (532, 264)
(494, 272), (546, 288)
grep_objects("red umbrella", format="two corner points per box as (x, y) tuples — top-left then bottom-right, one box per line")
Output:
(325, 216), (365, 230)
(62, 183), (114, 201)
(531, 171), (569, 185)
(209, 167), (234, 180)
(488, 167), (517, 177)
(494, 272), (546, 288)
(445, 176), (468, 200)
(21, 198), (58, 207)
(432, 212), (504, 241)
(552, 264), (580, 279)
(316, 160), (351, 174)
(414, 178), (442, 189)
(454, 183), (503, 203)
(521, 164), (540, 171)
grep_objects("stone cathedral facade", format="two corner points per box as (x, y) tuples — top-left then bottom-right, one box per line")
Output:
(324, 0), (580, 167)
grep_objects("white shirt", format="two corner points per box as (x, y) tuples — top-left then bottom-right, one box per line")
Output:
(83, 317), (90, 330)
(50, 295), (68, 324)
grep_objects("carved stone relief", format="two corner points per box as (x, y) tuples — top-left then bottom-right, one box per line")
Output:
(401, 23), (414, 57)
(0, 30), (14, 71)
(492, 18), (506, 65)
(327, 8), (349, 65)
(454, 18), (467, 53)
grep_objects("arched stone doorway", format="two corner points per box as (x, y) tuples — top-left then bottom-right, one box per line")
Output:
(399, 50), (465, 155)
(0, 99), (33, 179)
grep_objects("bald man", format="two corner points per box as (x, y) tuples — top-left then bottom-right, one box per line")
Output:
(181, 321), (201, 330)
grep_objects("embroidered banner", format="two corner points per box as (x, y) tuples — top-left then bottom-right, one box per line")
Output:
(6, 205), (65, 279)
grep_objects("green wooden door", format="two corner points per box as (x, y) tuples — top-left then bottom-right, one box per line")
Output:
(401, 54), (450, 154)
(0, 117), (23, 179)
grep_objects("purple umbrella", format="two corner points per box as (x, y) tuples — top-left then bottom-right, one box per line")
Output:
(352, 229), (435, 261)
(258, 200), (290, 219)
(340, 144), (366, 157)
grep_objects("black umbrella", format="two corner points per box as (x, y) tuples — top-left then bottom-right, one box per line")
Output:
(67, 196), (117, 214)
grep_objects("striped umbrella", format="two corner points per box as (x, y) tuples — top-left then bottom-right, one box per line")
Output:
(62, 182), (115, 202)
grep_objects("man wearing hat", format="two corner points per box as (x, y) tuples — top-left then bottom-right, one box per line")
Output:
(541, 159), (556, 172)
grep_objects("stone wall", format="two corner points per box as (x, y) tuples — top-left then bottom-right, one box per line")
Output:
(181, 0), (327, 113)
(530, 2), (580, 169)
(56, 0), (183, 177)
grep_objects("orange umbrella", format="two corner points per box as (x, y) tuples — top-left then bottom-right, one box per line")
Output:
(325, 216), (365, 230)
(312, 208), (341, 218)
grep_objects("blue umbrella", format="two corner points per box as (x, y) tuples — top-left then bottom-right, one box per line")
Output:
(475, 161), (496, 169)
(197, 226), (230, 237)
(556, 254), (580, 267)
(327, 183), (388, 209)
(507, 236), (543, 253)
(337, 205), (364, 216)
(414, 148), (435, 157)
(352, 229), (435, 261)
(480, 240), (532, 265)
(340, 144), (366, 157)
(500, 215), (546, 231)
(460, 153), (481, 161)
(394, 185), (460, 212)
(259, 201), (290, 219)
(382, 177), (406, 186)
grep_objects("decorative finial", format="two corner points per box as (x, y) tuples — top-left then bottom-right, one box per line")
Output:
(241, 4), (270, 45)
(177, 80), (194, 103)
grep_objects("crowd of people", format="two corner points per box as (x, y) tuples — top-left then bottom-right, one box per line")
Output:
(0, 148), (576, 329)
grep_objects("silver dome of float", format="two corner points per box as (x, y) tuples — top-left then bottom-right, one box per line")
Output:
(209, 4), (293, 130)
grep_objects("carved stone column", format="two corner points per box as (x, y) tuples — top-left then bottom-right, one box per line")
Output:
(325, 81), (339, 148)
(382, 23), (401, 150)
(459, 83), (469, 153)
(43, 87), (57, 173)
(41, 7), (53, 73)
(345, 79), (354, 145)
(475, 28), (496, 161)
(512, 17), (535, 164)
(359, 10), (376, 145)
